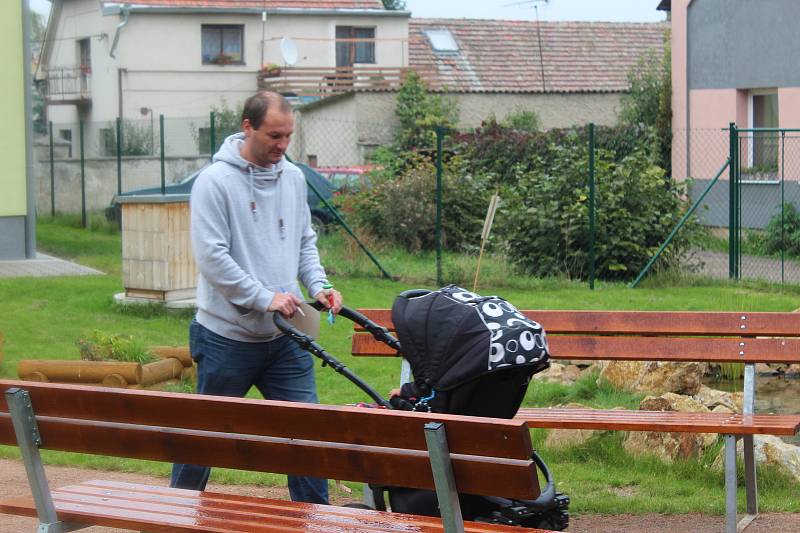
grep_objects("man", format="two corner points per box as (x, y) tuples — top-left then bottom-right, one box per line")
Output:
(171, 91), (342, 504)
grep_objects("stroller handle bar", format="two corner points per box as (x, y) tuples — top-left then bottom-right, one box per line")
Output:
(272, 302), (398, 408)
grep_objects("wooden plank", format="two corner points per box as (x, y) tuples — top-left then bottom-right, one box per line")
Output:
(355, 309), (800, 337)
(351, 332), (800, 364)
(515, 408), (800, 436)
(0, 415), (539, 500)
(0, 481), (545, 533)
(0, 381), (532, 459)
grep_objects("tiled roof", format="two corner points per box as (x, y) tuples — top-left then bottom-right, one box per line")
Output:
(102, 0), (385, 10)
(410, 19), (668, 94)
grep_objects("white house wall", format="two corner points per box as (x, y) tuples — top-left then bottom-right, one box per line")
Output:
(46, 6), (408, 125)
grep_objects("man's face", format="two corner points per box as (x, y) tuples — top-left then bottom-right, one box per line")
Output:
(243, 109), (294, 166)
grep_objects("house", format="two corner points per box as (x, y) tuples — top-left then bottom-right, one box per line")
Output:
(666, 0), (800, 227)
(292, 18), (668, 166)
(37, 0), (410, 157)
(1, 0), (35, 260)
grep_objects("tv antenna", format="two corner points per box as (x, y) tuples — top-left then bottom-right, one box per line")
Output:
(503, 0), (549, 92)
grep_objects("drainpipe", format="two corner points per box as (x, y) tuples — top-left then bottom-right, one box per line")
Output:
(109, 6), (130, 59)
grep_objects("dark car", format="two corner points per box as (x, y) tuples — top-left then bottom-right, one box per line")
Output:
(106, 161), (338, 234)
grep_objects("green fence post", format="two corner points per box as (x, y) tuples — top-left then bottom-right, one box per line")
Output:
(588, 123), (596, 290)
(209, 111), (216, 159)
(160, 114), (166, 195)
(116, 117), (122, 196)
(80, 119), (86, 228)
(48, 121), (54, 216)
(728, 123), (736, 279)
(781, 130), (786, 284)
(435, 127), (445, 287)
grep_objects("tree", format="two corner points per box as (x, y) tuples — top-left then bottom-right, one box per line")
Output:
(394, 71), (458, 150)
(382, 0), (406, 9)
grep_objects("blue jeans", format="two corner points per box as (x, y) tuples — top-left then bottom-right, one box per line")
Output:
(170, 320), (329, 504)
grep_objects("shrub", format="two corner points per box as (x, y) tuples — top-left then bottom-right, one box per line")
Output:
(501, 110), (541, 133)
(763, 203), (800, 256)
(77, 330), (154, 364)
(500, 133), (696, 281)
(337, 158), (490, 253)
(394, 71), (458, 151)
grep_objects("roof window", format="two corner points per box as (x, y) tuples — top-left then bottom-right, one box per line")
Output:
(424, 29), (459, 53)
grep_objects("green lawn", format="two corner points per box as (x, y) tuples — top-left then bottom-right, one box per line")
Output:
(1, 215), (799, 515)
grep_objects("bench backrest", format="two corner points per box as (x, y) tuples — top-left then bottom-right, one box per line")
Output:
(0, 380), (539, 500)
(353, 309), (800, 364)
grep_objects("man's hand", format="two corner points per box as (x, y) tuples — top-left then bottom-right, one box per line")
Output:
(268, 292), (304, 318)
(314, 287), (343, 314)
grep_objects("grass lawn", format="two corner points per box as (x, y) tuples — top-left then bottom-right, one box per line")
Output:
(1, 215), (799, 514)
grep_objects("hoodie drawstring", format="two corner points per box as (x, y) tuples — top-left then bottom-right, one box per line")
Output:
(248, 165), (257, 221)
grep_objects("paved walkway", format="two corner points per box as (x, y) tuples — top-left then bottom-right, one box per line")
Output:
(693, 250), (800, 284)
(0, 252), (102, 278)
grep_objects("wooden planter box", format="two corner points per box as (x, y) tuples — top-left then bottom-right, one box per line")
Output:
(119, 195), (196, 301)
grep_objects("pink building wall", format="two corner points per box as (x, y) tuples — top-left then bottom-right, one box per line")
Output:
(672, 1), (800, 182)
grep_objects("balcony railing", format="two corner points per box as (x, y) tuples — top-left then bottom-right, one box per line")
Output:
(257, 66), (419, 97)
(40, 66), (92, 105)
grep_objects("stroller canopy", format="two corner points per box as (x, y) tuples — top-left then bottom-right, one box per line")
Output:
(391, 285), (550, 391)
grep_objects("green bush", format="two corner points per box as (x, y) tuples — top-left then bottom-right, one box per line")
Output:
(764, 203), (800, 256)
(337, 159), (490, 252)
(500, 133), (696, 281)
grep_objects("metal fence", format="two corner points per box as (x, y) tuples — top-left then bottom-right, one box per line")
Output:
(35, 112), (800, 287)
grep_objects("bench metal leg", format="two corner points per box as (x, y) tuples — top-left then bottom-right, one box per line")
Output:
(424, 422), (465, 533)
(5, 388), (85, 533)
(738, 363), (758, 530)
(724, 434), (737, 533)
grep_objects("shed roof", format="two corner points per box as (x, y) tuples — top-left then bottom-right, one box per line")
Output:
(410, 19), (668, 94)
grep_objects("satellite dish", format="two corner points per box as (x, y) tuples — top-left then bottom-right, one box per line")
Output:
(280, 37), (298, 66)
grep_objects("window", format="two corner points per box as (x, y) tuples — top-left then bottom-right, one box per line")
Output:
(100, 128), (115, 156)
(748, 91), (779, 177)
(424, 29), (459, 54)
(59, 129), (73, 158)
(202, 25), (244, 65)
(336, 26), (375, 67)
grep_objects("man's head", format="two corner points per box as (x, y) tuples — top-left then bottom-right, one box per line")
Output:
(240, 92), (294, 167)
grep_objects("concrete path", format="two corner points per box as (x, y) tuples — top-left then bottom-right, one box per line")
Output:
(692, 249), (800, 284)
(0, 253), (102, 278)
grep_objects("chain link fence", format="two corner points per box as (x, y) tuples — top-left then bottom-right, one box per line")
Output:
(34, 110), (800, 287)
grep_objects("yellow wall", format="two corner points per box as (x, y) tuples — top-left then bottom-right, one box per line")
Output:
(0, 1), (27, 217)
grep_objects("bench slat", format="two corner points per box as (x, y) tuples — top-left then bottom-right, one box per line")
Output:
(0, 414), (539, 500)
(0, 481), (547, 533)
(355, 309), (800, 337)
(0, 380), (532, 459)
(515, 408), (800, 435)
(351, 333), (800, 364)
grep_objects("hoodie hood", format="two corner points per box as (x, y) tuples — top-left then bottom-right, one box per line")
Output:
(214, 132), (286, 180)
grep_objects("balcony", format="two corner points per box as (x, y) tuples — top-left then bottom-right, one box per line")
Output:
(257, 66), (414, 98)
(40, 66), (92, 106)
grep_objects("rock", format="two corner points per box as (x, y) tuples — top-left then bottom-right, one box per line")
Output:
(597, 361), (645, 391)
(544, 403), (611, 448)
(712, 435), (800, 482)
(532, 362), (582, 385)
(598, 361), (705, 395)
(693, 385), (742, 413)
(786, 364), (800, 378)
(755, 363), (778, 375)
(623, 392), (717, 462)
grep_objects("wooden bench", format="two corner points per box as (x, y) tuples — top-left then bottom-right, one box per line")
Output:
(0, 379), (552, 533)
(352, 309), (800, 533)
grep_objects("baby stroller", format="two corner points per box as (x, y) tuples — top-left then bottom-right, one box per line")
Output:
(273, 285), (570, 530)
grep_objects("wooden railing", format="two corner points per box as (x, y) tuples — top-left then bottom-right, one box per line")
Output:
(40, 66), (92, 104)
(257, 66), (435, 97)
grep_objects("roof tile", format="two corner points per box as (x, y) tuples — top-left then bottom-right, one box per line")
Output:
(410, 19), (668, 94)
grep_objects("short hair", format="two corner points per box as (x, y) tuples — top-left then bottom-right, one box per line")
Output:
(241, 92), (292, 130)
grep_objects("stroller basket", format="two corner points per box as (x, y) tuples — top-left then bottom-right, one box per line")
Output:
(273, 296), (569, 530)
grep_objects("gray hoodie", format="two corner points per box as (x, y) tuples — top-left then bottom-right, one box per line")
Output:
(191, 133), (328, 342)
